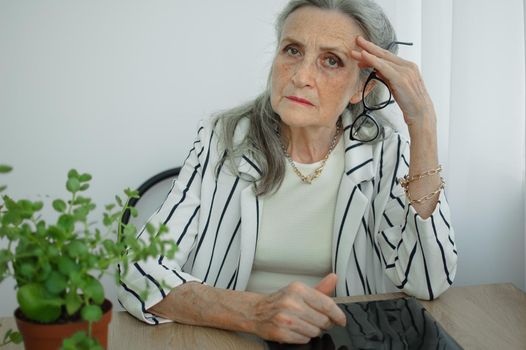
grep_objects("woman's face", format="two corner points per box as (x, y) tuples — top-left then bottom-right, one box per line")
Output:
(271, 6), (364, 130)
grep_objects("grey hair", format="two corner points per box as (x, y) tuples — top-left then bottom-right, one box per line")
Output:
(215, 0), (398, 196)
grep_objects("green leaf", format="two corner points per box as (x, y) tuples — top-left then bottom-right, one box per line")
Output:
(53, 199), (67, 213)
(66, 241), (88, 258)
(61, 331), (104, 350)
(73, 195), (90, 205)
(81, 304), (102, 322)
(158, 224), (168, 234)
(79, 173), (92, 182)
(130, 207), (138, 218)
(0, 185), (6, 192)
(8, 330), (23, 344)
(65, 291), (82, 315)
(17, 283), (62, 323)
(3, 329), (23, 345)
(70, 271), (83, 287)
(123, 224), (136, 237)
(57, 214), (75, 233)
(32, 201), (43, 211)
(36, 220), (47, 236)
(73, 206), (90, 220)
(79, 183), (89, 191)
(46, 245), (60, 258)
(48, 225), (66, 240)
(67, 169), (79, 179)
(58, 256), (79, 275)
(66, 177), (81, 193)
(102, 213), (111, 226)
(98, 259), (110, 270)
(102, 239), (116, 253)
(44, 271), (68, 295)
(115, 195), (123, 207)
(145, 223), (155, 235)
(105, 203), (115, 211)
(17, 199), (34, 219)
(2, 211), (20, 225)
(124, 188), (140, 199)
(85, 255), (97, 269)
(18, 263), (35, 279)
(40, 261), (52, 280)
(84, 277), (104, 304)
(0, 165), (13, 173)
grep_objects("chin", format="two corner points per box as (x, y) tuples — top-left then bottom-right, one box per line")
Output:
(276, 109), (310, 128)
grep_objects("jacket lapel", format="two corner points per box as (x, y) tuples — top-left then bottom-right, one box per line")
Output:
(236, 184), (261, 290)
(234, 118), (262, 289)
(332, 111), (375, 295)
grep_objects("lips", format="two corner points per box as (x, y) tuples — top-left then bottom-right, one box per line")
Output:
(285, 96), (315, 107)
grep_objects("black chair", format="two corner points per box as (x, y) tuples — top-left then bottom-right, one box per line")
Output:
(120, 167), (181, 230)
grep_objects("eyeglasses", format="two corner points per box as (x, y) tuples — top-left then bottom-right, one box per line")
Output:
(349, 41), (413, 142)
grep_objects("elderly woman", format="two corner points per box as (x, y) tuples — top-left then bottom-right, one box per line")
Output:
(119, 0), (457, 344)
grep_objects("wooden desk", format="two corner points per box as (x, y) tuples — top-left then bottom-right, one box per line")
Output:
(1, 283), (525, 349)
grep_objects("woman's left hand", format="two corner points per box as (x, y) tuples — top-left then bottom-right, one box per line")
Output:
(350, 36), (436, 130)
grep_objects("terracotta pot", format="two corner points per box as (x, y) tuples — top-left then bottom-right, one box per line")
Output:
(14, 299), (112, 350)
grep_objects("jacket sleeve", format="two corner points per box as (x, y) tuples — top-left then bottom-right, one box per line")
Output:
(374, 134), (458, 300)
(118, 120), (211, 324)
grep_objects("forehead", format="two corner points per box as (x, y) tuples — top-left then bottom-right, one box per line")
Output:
(280, 6), (363, 48)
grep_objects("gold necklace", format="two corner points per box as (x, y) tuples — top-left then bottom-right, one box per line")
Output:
(278, 123), (342, 184)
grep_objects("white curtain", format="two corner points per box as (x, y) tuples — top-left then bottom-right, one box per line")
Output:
(378, 0), (526, 290)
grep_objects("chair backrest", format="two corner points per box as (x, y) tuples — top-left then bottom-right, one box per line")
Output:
(120, 167), (181, 234)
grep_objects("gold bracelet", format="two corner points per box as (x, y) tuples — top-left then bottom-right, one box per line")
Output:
(405, 177), (445, 205)
(400, 165), (442, 189)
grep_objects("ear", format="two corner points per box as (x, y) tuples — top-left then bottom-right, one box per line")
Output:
(349, 79), (377, 104)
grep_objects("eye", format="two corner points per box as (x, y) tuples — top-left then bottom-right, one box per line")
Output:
(284, 45), (301, 57)
(323, 55), (343, 68)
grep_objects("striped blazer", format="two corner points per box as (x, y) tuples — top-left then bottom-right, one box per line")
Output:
(119, 113), (457, 324)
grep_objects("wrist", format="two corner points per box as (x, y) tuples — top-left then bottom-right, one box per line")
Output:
(408, 114), (437, 138)
(236, 291), (263, 334)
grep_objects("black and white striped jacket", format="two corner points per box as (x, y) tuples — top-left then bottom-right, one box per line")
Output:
(119, 113), (457, 324)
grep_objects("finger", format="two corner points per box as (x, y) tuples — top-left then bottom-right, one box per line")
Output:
(359, 50), (400, 84)
(302, 290), (346, 327)
(351, 49), (388, 72)
(289, 316), (323, 339)
(271, 312), (322, 340)
(356, 35), (406, 66)
(298, 305), (333, 330)
(270, 328), (311, 344)
(314, 273), (338, 296)
(350, 49), (371, 69)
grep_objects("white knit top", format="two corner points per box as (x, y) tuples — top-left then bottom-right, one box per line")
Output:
(246, 138), (344, 294)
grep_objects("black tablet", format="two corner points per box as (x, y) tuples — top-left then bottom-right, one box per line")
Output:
(266, 297), (463, 350)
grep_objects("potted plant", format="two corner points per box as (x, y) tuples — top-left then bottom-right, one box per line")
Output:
(0, 165), (177, 349)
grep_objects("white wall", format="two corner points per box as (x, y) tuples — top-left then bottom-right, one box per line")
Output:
(0, 0), (525, 317)
(0, 0), (286, 316)
(448, 0), (525, 288)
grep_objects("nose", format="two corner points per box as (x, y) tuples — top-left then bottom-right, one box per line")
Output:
(291, 58), (316, 88)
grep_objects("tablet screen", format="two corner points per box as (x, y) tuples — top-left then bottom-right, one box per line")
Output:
(266, 297), (463, 350)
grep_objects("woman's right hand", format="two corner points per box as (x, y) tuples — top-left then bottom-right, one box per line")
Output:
(249, 273), (347, 344)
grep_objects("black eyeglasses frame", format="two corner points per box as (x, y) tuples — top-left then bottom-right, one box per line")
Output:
(349, 41), (413, 143)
